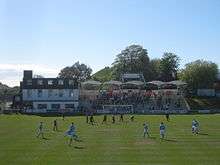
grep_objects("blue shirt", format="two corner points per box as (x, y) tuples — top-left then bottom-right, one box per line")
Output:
(69, 125), (75, 132)
(192, 120), (197, 127)
(160, 124), (165, 130)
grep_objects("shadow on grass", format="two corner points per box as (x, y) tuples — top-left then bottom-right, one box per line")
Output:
(74, 146), (85, 149)
(148, 136), (156, 140)
(162, 138), (178, 142)
(42, 137), (50, 140)
(198, 133), (209, 136)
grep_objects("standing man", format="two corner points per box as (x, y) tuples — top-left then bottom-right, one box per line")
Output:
(119, 114), (124, 122)
(112, 115), (115, 124)
(159, 122), (166, 139)
(130, 115), (134, 122)
(90, 115), (95, 125)
(192, 119), (199, 134)
(143, 123), (149, 138)
(36, 122), (45, 139)
(102, 114), (107, 124)
(65, 122), (78, 146)
(53, 119), (58, 131)
(165, 113), (170, 122)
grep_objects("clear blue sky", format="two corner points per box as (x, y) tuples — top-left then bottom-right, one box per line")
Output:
(0, 0), (220, 86)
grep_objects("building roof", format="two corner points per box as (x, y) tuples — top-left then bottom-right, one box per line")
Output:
(103, 80), (123, 86)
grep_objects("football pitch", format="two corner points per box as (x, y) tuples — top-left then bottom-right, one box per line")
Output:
(0, 114), (219, 165)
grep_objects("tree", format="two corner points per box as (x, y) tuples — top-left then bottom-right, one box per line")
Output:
(0, 82), (19, 103)
(160, 52), (180, 81)
(58, 61), (92, 82)
(149, 58), (161, 80)
(179, 60), (218, 90)
(112, 45), (151, 81)
(92, 67), (113, 82)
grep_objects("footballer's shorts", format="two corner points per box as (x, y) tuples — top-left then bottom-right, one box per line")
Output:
(160, 130), (165, 135)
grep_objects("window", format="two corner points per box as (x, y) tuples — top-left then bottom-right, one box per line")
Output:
(27, 90), (32, 97)
(48, 89), (53, 97)
(37, 89), (43, 97)
(58, 80), (64, 85)
(37, 80), (43, 85)
(59, 89), (63, 97)
(69, 80), (74, 85)
(37, 104), (47, 109)
(48, 80), (53, 85)
(54, 90), (58, 97)
(69, 91), (74, 97)
(51, 104), (60, 109)
(26, 80), (32, 85)
(65, 104), (74, 109)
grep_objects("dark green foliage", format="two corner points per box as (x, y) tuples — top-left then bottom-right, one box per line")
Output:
(92, 67), (114, 82)
(160, 52), (180, 81)
(180, 60), (218, 90)
(58, 61), (92, 82)
(0, 83), (20, 103)
(149, 58), (161, 80)
(112, 45), (151, 81)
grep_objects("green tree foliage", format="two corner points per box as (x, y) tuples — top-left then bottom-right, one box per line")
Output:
(58, 61), (92, 82)
(112, 45), (151, 81)
(92, 67), (113, 82)
(160, 52), (180, 81)
(0, 83), (19, 103)
(180, 60), (218, 90)
(149, 58), (161, 80)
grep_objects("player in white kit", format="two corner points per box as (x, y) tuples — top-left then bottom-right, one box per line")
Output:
(192, 119), (199, 134)
(143, 123), (149, 138)
(36, 122), (44, 139)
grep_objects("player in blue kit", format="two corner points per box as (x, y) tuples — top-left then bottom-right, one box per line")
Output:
(159, 122), (166, 139)
(65, 122), (78, 146)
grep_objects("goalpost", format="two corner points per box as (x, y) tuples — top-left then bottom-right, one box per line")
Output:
(98, 105), (134, 114)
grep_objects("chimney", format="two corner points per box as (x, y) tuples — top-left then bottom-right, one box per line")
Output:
(23, 70), (33, 80)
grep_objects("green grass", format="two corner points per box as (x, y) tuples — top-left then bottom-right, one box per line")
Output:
(0, 114), (219, 165)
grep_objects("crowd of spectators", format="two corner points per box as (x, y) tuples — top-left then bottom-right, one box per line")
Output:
(90, 89), (184, 111)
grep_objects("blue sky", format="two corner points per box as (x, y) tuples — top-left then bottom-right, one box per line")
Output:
(0, 0), (220, 86)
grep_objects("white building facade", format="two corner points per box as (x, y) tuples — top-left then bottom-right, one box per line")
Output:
(21, 70), (79, 112)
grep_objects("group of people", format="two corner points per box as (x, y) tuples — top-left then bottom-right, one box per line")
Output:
(36, 116), (200, 146)
(143, 119), (200, 139)
(36, 120), (78, 146)
(142, 122), (166, 139)
(86, 114), (135, 124)
(95, 90), (150, 107)
(90, 89), (184, 112)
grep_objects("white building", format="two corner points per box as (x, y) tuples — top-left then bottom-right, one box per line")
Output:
(21, 70), (79, 112)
